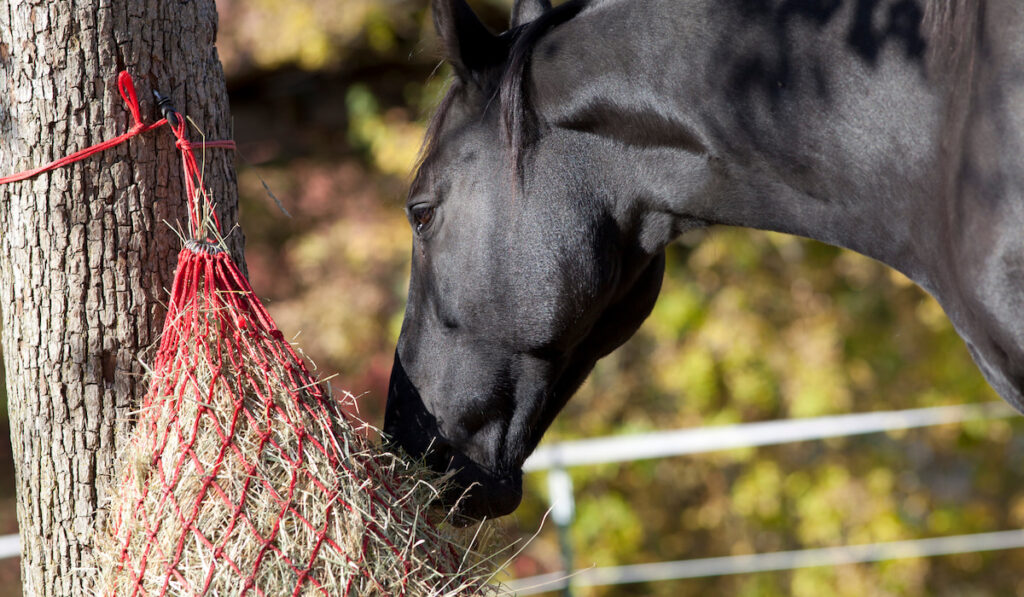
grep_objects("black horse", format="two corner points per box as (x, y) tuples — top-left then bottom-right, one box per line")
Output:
(385, 0), (1024, 520)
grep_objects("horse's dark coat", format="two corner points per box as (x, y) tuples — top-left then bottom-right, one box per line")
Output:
(385, 0), (1024, 520)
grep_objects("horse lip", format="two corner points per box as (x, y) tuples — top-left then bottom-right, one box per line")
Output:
(439, 450), (523, 523)
(386, 350), (524, 520)
(384, 429), (523, 523)
(398, 433), (524, 522)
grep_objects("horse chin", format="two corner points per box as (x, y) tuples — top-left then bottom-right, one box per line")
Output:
(438, 452), (523, 525)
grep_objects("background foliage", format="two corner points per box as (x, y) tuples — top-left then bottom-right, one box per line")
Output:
(2, 0), (1023, 595)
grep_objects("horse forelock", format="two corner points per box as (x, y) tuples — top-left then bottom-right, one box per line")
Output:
(500, 0), (590, 176)
(410, 77), (460, 200)
(415, 0), (590, 191)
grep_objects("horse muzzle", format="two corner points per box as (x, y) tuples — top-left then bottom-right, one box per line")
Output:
(384, 351), (524, 523)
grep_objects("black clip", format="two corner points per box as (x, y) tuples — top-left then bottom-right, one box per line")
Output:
(153, 90), (179, 128)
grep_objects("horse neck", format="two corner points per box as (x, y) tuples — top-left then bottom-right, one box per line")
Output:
(536, 0), (985, 296)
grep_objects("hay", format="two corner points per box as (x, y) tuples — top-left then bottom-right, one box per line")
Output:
(99, 246), (502, 596)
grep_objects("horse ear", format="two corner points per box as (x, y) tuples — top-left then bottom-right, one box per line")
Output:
(433, 0), (509, 86)
(510, 0), (551, 28)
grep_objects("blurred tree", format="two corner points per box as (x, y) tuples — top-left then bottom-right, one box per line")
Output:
(0, 1), (240, 594)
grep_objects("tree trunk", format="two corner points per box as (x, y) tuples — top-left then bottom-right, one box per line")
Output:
(0, 2), (243, 594)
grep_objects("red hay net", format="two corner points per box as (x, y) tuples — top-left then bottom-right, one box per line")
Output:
(104, 239), (479, 595)
(0, 71), (497, 595)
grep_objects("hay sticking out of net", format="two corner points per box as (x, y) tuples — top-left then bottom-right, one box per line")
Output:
(100, 245), (500, 596)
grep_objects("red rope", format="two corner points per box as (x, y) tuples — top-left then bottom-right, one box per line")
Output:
(0, 70), (235, 239)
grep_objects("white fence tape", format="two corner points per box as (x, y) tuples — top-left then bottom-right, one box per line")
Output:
(524, 402), (1017, 471)
(0, 534), (18, 560)
(510, 401), (1023, 594)
(505, 529), (1024, 594)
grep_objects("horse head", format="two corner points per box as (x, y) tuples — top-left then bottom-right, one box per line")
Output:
(384, 0), (678, 520)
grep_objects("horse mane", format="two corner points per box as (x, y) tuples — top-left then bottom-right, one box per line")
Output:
(922, 0), (980, 73)
(495, 0), (979, 175)
(416, 0), (977, 189)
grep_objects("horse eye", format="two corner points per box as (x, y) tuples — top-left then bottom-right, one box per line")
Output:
(410, 205), (436, 232)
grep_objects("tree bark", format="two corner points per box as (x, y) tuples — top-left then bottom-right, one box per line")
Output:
(0, 2), (243, 594)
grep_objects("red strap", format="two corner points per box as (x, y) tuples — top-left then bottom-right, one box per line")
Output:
(0, 71), (236, 239)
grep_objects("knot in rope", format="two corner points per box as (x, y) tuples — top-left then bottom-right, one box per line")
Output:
(116, 70), (147, 134)
(0, 70), (237, 240)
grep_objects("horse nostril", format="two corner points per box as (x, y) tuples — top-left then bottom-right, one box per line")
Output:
(435, 417), (472, 446)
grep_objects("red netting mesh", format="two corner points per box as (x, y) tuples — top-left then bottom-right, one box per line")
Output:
(96, 80), (499, 596)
